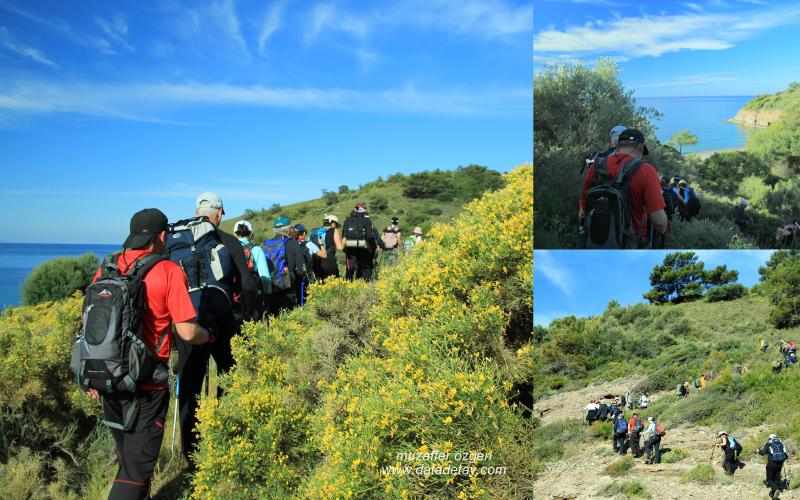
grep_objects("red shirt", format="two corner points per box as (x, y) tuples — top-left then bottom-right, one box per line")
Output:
(92, 249), (196, 388)
(580, 153), (666, 236)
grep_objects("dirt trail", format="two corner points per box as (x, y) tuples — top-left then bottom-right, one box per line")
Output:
(532, 381), (800, 499)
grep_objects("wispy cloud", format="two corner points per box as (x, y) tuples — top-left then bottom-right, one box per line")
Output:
(210, 0), (250, 60)
(0, 26), (57, 67)
(258, 1), (285, 55)
(535, 3), (800, 60)
(95, 14), (134, 52)
(535, 251), (574, 296)
(630, 72), (738, 90)
(306, 3), (370, 44)
(0, 79), (529, 122)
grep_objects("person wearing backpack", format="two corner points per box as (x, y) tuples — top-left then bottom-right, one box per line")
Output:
(75, 208), (214, 499)
(168, 192), (257, 468)
(757, 433), (789, 498)
(579, 129), (669, 249)
(293, 224), (325, 305)
(643, 416), (664, 464)
(314, 215), (344, 280)
(584, 399), (600, 425)
(380, 216), (402, 268)
(717, 431), (743, 475)
(262, 217), (305, 313)
(677, 180), (701, 221)
(404, 227), (423, 254)
(342, 202), (383, 281)
(597, 400), (609, 422)
(234, 220), (271, 318)
(628, 412), (644, 458)
(613, 409), (629, 454)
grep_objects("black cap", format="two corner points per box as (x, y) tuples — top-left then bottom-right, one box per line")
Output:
(661, 175), (670, 184)
(123, 208), (168, 249)
(618, 128), (649, 155)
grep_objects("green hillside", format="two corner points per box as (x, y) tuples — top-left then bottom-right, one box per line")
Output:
(220, 165), (504, 242)
(744, 82), (800, 112)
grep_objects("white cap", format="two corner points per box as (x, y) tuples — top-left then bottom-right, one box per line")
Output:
(769, 433), (777, 439)
(196, 192), (225, 214)
(718, 431), (727, 436)
(234, 220), (253, 234)
(327, 214), (339, 224)
(610, 125), (627, 146)
(413, 227), (423, 235)
(647, 416), (653, 421)
(678, 179), (687, 186)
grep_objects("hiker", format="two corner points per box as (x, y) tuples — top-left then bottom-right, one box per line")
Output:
(677, 180), (701, 221)
(380, 216), (402, 268)
(580, 124), (627, 176)
(734, 199), (751, 232)
(638, 392), (649, 409)
(624, 390), (632, 409)
(597, 399), (609, 422)
(234, 220), (271, 318)
(773, 359), (784, 374)
(293, 224), (325, 305)
(579, 128), (669, 249)
(699, 372), (707, 390)
(613, 409), (629, 454)
(404, 227), (423, 254)
(263, 217), (300, 313)
(313, 214), (345, 280)
(757, 433), (789, 498)
(660, 176), (681, 221)
(342, 202), (383, 281)
(628, 412), (644, 458)
(584, 399), (600, 425)
(717, 431), (742, 475)
(78, 208), (214, 498)
(761, 338), (770, 353)
(678, 382), (689, 398)
(643, 416), (664, 464)
(776, 222), (800, 248)
(169, 192), (257, 469)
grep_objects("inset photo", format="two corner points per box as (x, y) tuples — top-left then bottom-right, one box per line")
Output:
(532, 249), (799, 498)
(534, 0), (800, 249)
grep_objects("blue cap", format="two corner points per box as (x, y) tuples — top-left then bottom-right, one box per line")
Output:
(294, 223), (307, 232)
(273, 217), (290, 228)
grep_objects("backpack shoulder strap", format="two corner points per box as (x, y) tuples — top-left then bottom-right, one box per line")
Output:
(615, 158), (643, 185)
(100, 252), (123, 279)
(593, 156), (611, 185)
(127, 253), (165, 279)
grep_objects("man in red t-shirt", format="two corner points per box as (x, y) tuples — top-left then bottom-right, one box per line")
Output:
(86, 208), (214, 500)
(579, 129), (668, 246)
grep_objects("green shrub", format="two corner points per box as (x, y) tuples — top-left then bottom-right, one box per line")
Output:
(590, 420), (614, 441)
(661, 447), (688, 463)
(603, 455), (635, 477)
(21, 253), (99, 306)
(700, 151), (769, 194)
(764, 253), (800, 328)
(706, 284), (748, 302)
(597, 480), (650, 498)
(531, 419), (587, 463)
(681, 464), (715, 484)
(403, 170), (454, 199)
(739, 175), (771, 207)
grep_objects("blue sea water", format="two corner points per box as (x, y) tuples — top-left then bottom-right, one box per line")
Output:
(636, 96), (755, 153)
(0, 243), (119, 310)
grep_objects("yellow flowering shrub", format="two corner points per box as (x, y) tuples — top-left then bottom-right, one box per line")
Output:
(193, 165), (533, 498)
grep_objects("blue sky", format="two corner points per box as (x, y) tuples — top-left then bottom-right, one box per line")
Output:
(0, 0), (532, 244)
(534, 250), (774, 326)
(534, 0), (800, 97)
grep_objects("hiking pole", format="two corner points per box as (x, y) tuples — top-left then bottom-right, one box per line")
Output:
(754, 454), (759, 485)
(171, 374), (179, 453)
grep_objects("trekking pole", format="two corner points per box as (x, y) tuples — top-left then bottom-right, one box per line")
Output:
(203, 344), (210, 399)
(753, 454), (759, 485)
(171, 374), (179, 453)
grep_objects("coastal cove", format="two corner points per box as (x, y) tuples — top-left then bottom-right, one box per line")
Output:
(637, 96), (755, 154)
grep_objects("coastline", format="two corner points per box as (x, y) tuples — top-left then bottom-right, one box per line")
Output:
(687, 147), (744, 160)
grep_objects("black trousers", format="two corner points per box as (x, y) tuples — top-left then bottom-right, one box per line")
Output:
(102, 389), (169, 500)
(345, 250), (375, 281)
(766, 460), (783, 493)
(645, 435), (661, 463)
(614, 432), (629, 454)
(267, 287), (297, 316)
(175, 328), (236, 467)
(629, 432), (641, 457)
(722, 447), (737, 474)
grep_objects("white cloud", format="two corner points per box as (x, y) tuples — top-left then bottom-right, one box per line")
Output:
(630, 73), (738, 90)
(210, 0), (250, 59)
(0, 26), (57, 67)
(0, 79), (529, 122)
(258, 1), (285, 55)
(95, 14), (134, 52)
(306, 3), (370, 44)
(535, 3), (800, 60)
(535, 251), (574, 296)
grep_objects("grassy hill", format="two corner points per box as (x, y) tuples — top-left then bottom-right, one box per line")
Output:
(220, 165), (504, 242)
(529, 293), (800, 497)
(744, 82), (800, 112)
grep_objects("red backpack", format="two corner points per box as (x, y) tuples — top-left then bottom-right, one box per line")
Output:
(655, 422), (666, 437)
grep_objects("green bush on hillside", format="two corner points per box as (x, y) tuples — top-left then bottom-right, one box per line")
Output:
(747, 107), (800, 172)
(706, 284), (748, 303)
(681, 464), (715, 485)
(597, 480), (650, 498)
(700, 151), (769, 194)
(764, 252), (800, 328)
(21, 253), (99, 306)
(602, 456), (635, 477)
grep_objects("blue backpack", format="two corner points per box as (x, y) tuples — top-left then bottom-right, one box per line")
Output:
(263, 235), (292, 290)
(616, 417), (628, 433)
(768, 439), (788, 462)
(167, 217), (233, 318)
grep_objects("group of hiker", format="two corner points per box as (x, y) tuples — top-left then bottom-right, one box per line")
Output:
(584, 396), (665, 464)
(69, 193), (426, 498)
(767, 339), (798, 373)
(715, 431), (791, 498)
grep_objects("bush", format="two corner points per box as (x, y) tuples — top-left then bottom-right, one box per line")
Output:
(597, 480), (650, 498)
(321, 190), (339, 206)
(602, 456), (635, 477)
(661, 447), (688, 463)
(193, 166), (534, 498)
(21, 253), (99, 306)
(765, 253), (800, 328)
(700, 151), (769, 194)
(681, 464), (715, 484)
(403, 170), (454, 199)
(706, 284), (748, 302)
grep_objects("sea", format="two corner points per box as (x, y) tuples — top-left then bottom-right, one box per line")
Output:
(0, 243), (120, 310)
(636, 96), (755, 154)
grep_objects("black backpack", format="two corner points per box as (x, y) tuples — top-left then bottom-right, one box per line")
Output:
(662, 187), (680, 219)
(343, 213), (374, 250)
(70, 253), (168, 430)
(299, 240), (317, 284)
(768, 439), (788, 462)
(583, 157), (644, 249)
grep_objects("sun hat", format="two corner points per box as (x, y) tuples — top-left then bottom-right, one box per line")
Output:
(235, 220), (253, 235)
(412, 227), (423, 235)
